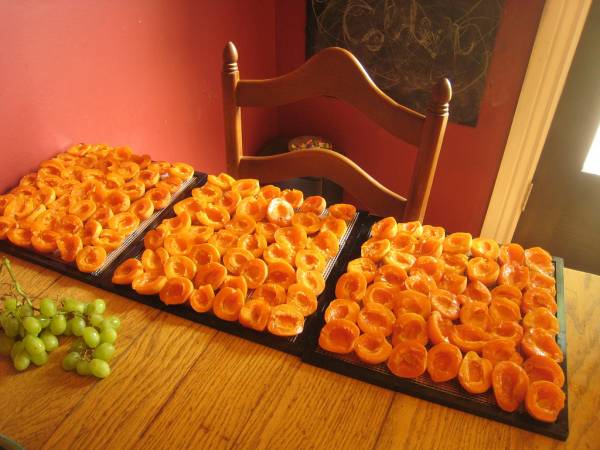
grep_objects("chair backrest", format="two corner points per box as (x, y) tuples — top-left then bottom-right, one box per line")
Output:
(221, 42), (451, 221)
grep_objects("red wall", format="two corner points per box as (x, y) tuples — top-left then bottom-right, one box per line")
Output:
(0, 0), (277, 192)
(275, 0), (545, 234)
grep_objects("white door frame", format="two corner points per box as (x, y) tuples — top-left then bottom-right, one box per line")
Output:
(480, 0), (592, 243)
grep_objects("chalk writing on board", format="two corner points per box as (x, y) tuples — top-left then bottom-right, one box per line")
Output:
(307, 0), (505, 126)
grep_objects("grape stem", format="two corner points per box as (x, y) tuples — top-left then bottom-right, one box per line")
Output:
(1, 257), (33, 306)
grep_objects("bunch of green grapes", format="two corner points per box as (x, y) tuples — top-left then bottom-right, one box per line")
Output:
(0, 257), (119, 379)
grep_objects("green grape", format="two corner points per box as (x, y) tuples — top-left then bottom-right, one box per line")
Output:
(92, 299), (106, 315)
(69, 317), (86, 336)
(93, 343), (115, 361)
(50, 314), (67, 335)
(18, 325), (26, 339)
(39, 298), (57, 317)
(17, 303), (33, 318)
(99, 327), (117, 344)
(22, 316), (42, 336)
(0, 334), (14, 356)
(40, 331), (59, 352)
(70, 338), (87, 353)
(11, 340), (24, 360)
(89, 359), (111, 378)
(38, 316), (50, 329)
(3, 296), (17, 312)
(30, 350), (48, 366)
(64, 298), (85, 314)
(2, 315), (19, 338)
(76, 359), (91, 376)
(100, 316), (121, 331)
(62, 352), (80, 371)
(82, 327), (100, 348)
(23, 334), (45, 356)
(13, 352), (31, 371)
(89, 313), (104, 328)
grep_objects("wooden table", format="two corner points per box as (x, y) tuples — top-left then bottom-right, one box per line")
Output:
(1, 254), (598, 450)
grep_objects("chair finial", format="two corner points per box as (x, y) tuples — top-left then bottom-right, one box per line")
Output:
(428, 78), (452, 116)
(223, 42), (238, 68)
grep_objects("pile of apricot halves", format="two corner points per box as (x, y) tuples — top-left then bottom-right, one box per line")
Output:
(319, 216), (565, 422)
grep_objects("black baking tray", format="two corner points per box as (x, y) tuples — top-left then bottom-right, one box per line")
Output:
(302, 215), (569, 441)
(100, 210), (370, 356)
(0, 172), (207, 287)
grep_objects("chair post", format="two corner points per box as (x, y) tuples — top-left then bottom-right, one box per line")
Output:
(404, 78), (452, 222)
(222, 42), (243, 177)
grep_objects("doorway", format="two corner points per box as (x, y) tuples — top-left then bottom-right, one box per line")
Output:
(513, 1), (600, 275)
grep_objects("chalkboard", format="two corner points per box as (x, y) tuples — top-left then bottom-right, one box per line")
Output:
(306, 0), (505, 126)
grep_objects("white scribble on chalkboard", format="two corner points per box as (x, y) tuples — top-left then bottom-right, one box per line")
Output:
(308, 0), (504, 126)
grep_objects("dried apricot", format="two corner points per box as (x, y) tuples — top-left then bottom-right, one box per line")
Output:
(489, 298), (521, 324)
(254, 283), (286, 306)
(194, 262), (227, 290)
(275, 225), (307, 250)
(325, 299), (360, 323)
(309, 230), (339, 258)
(232, 178), (260, 197)
(521, 328), (563, 362)
(392, 312), (428, 346)
(404, 272), (436, 296)
(267, 304), (305, 336)
(427, 342), (462, 382)
(189, 285), (215, 313)
(57, 234), (83, 262)
(31, 230), (60, 253)
(387, 341), (427, 378)
(258, 184), (281, 202)
(525, 247), (554, 275)
(300, 195), (326, 214)
(522, 287), (557, 315)
(266, 198), (294, 227)
(207, 172), (235, 190)
(236, 196), (268, 221)
(395, 289), (430, 318)
(296, 269), (325, 295)
(492, 361), (529, 412)
(267, 261), (296, 288)
(464, 280), (492, 304)
(192, 183), (223, 203)
(357, 303), (395, 336)
(75, 245), (107, 273)
(522, 355), (565, 387)
(491, 285), (522, 305)
(295, 249), (326, 273)
(281, 188), (304, 209)
(499, 243), (526, 266)
(471, 237), (500, 260)
(240, 258), (268, 289)
(132, 272), (168, 295)
(335, 271), (367, 301)
(490, 321), (524, 343)
(226, 213), (256, 236)
(222, 247), (254, 275)
(237, 233), (267, 258)
(498, 263), (530, 290)
(430, 289), (460, 320)
(213, 287), (244, 321)
(187, 243), (220, 267)
(467, 257), (499, 287)
(374, 264), (407, 288)
(458, 351), (493, 394)
(328, 203), (356, 222)
(459, 301), (490, 330)
(371, 217), (398, 240)
(105, 189), (131, 213)
(482, 339), (523, 367)
(525, 380), (565, 422)
(286, 283), (318, 316)
(361, 237), (390, 262)
(383, 250), (416, 271)
(222, 275), (248, 298)
(197, 204), (230, 229)
(239, 299), (271, 331)
(319, 319), (360, 354)
(112, 258), (144, 284)
(108, 212), (140, 235)
(443, 232), (472, 254)
(291, 212), (321, 234)
(522, 307), (559, 334)
(450, 324), (491, 353)
(319, 217), (347, 239)
(397, 221), (423, 238)
(164, 255), (197, 279)
(355, 332), (393, 365)
(347, 257), (377, 283)
(427, 311), (453, 345)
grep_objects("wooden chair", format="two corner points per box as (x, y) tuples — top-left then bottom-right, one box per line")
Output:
(221, 42), (451, 221)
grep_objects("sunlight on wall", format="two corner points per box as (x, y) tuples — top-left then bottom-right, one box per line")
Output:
(582, 123), (600, 175)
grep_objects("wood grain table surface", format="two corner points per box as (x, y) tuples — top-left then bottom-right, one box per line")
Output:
(0, 253), (598, 450)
